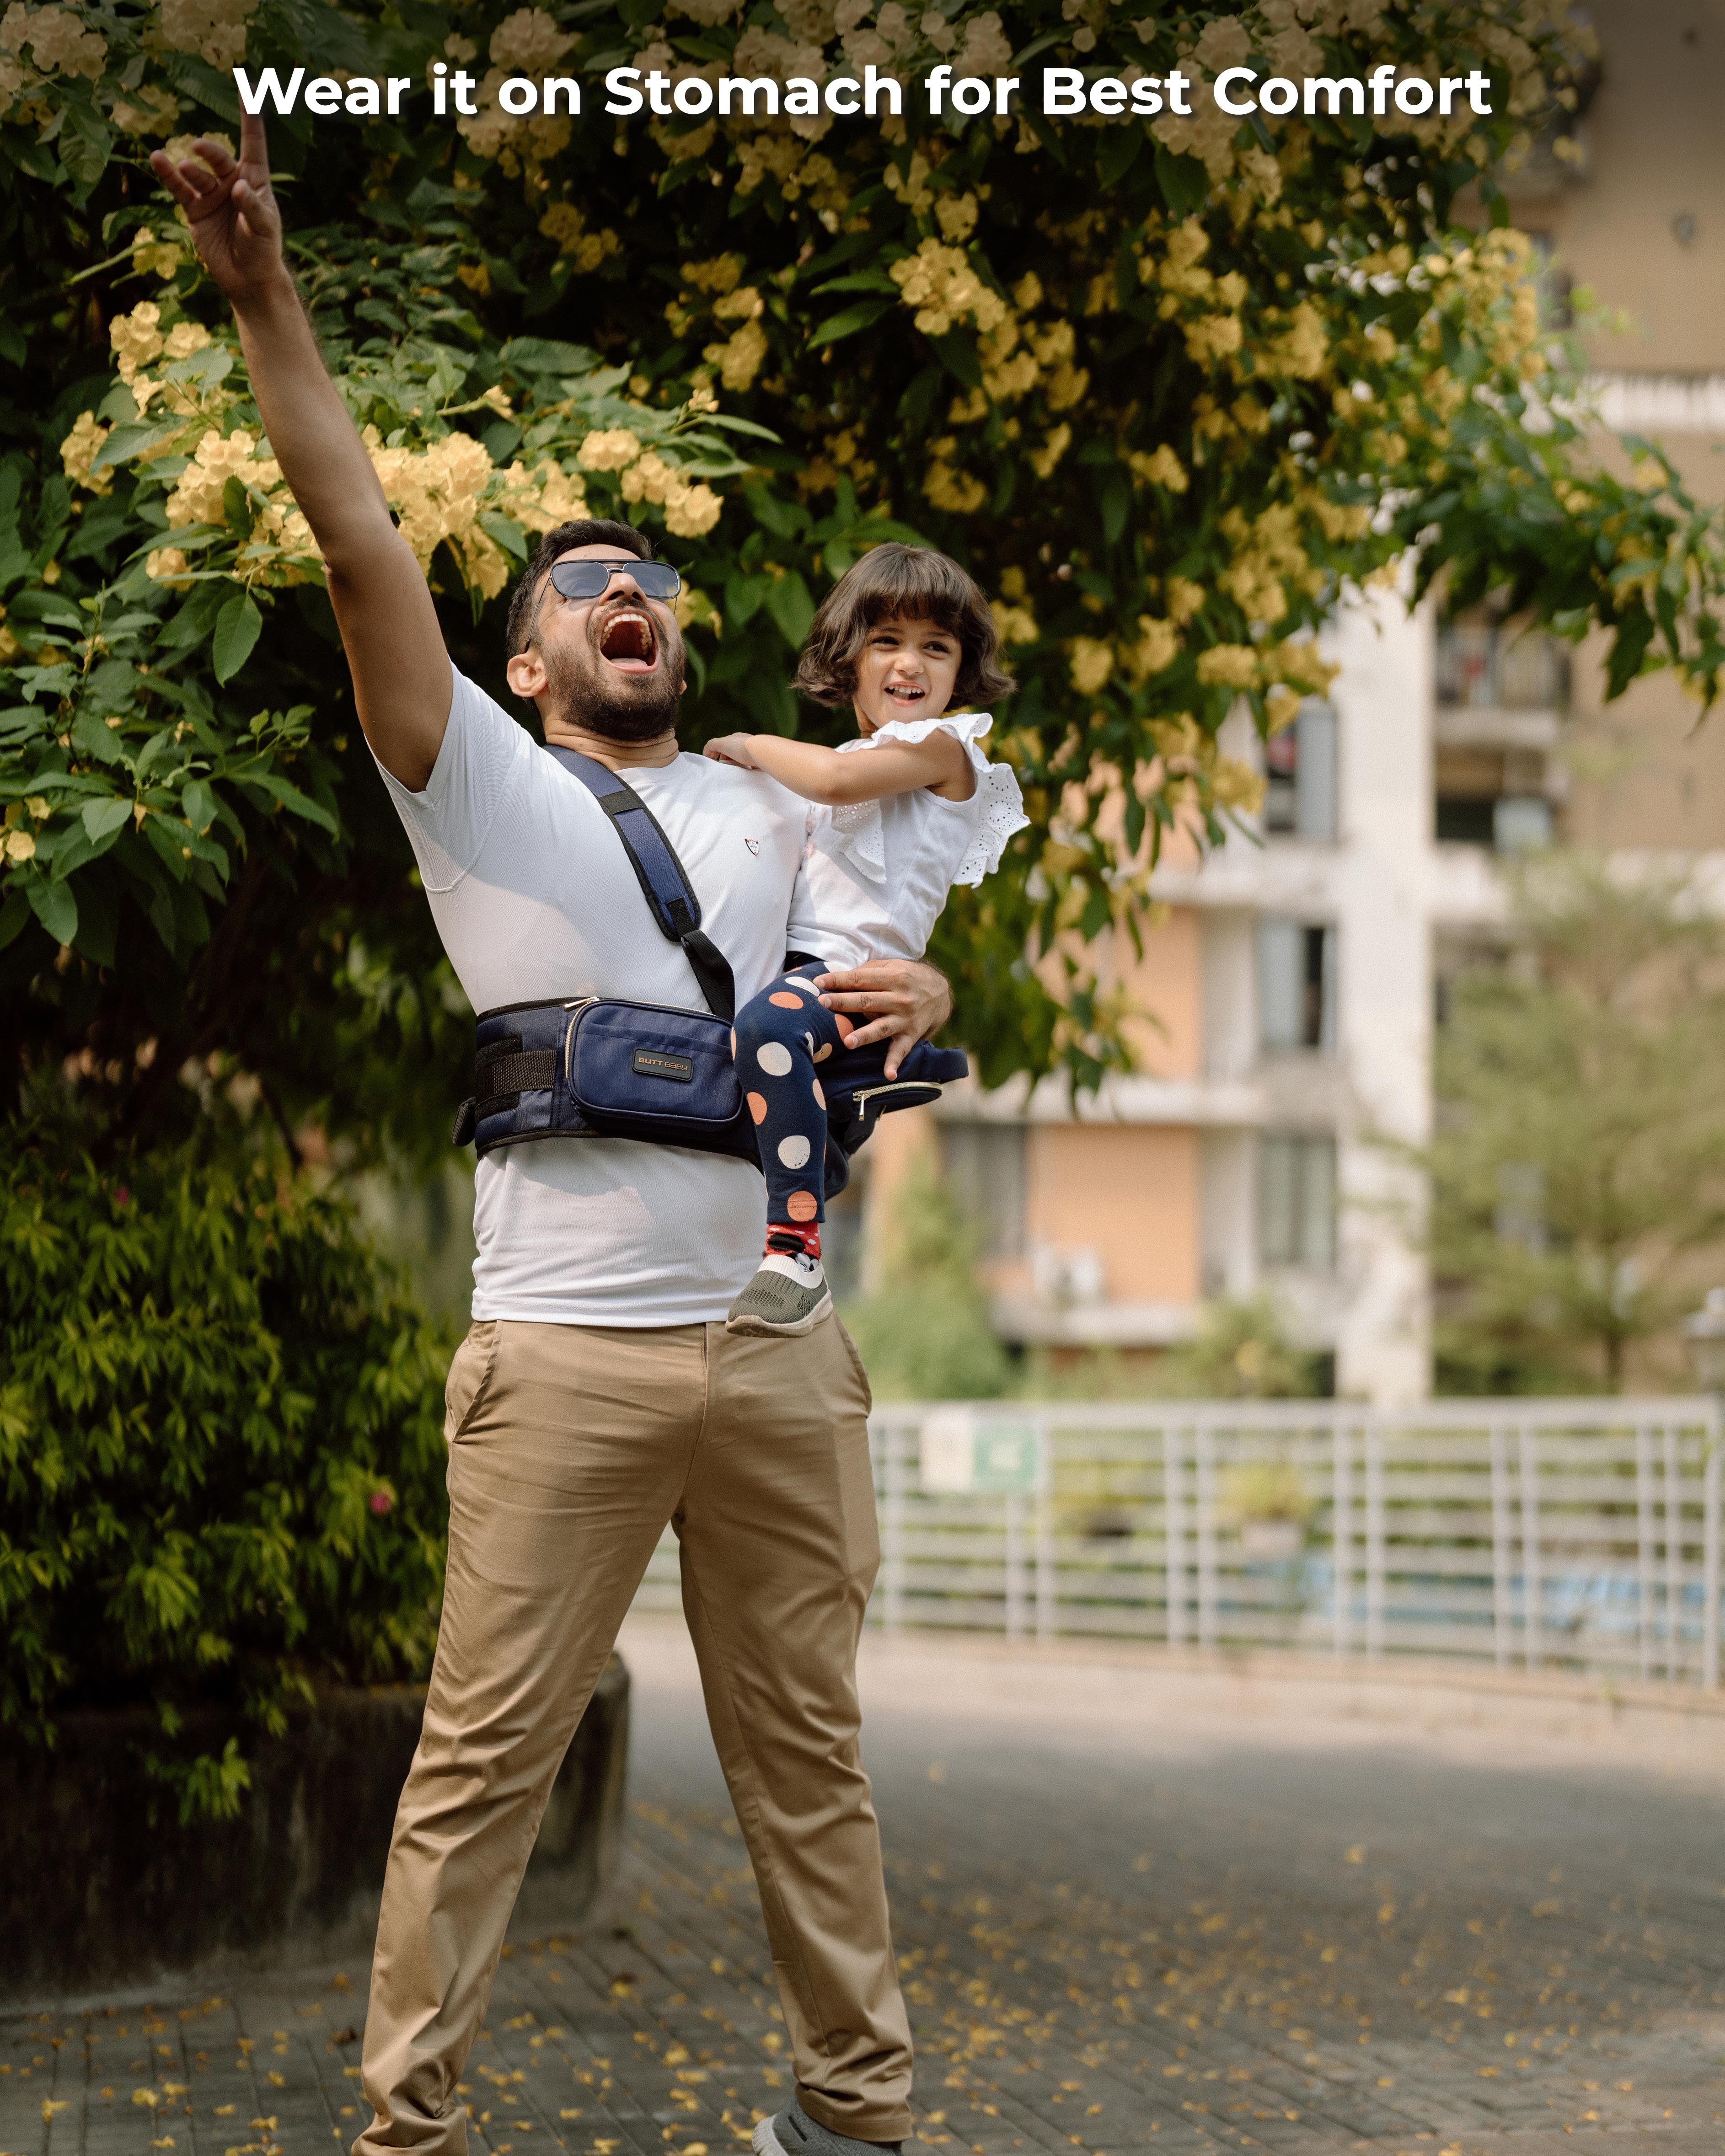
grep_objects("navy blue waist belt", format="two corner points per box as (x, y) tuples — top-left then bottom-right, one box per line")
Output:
(451, 743), (967, 1198)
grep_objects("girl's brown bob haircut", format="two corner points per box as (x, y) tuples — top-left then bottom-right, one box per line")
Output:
(795, 543), (1016, 710)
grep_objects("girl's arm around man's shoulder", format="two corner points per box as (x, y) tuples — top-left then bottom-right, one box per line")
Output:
(702, 727), (974, 805)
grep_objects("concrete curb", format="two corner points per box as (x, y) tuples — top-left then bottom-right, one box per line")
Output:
(0, 1656), (629, 2006)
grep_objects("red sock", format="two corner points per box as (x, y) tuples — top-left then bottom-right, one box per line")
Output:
(766, 1224), (821, 1262)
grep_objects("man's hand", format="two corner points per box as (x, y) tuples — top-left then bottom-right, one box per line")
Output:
(703, 733), (759, 769)
(816, 958), (953, 1079)
(149, 115), (284, 310)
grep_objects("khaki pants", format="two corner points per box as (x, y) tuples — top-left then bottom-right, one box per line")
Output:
(355, 1316), (914, 2156)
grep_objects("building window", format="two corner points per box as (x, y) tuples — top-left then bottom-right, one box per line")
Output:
(1259, 1134), (1337, 1270)
(939, 1123), (1027, 1262)
(1259, 918), (1335, 1052)
(1436, 618), (1568, 711)
(1264, 698), (1338, 841)
(1433, 750), (1555, 851)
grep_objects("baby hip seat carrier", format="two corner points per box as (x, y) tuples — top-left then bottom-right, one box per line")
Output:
(452, 744), (967, 1197)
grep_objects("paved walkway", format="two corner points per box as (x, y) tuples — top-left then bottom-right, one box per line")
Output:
(5, 1623), (1723, 2156)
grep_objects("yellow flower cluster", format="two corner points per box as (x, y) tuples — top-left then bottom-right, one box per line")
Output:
(1026, 320), (1088, 411)
(60, 412), (111, 497)
(573, 426), (723, 535)
(110, 300), (166, 385)
(889, 240), (1007, 339)
(683, 254), (746, 296)
(704, 318), (768, 391)
(0, 1), (106, 75)
(1165, 577), (1205, 624)
(619, 452), (723, 538)
(539, 203), (623, 274)
(112, 83), (178, 134)
(1027, 424), (1070, 479)
(158, 0), (254, 71)
(923, 437), (986, 515)
(1128, 616), (1180, 679)
(1068, 638), (1113, 695)
(1194, 644), (1258, 691)
(577, 429), (641, 472)
(132, 228), (185, 280)
(455, 10), (578, 173)
(367, 429), (505, 597)
(734, 136), (846, 223)
(1129, 446), (1188, 494)
(1217, 503), (1316, 627)
(164, 427), (284, 530)
(991, 599), (1038, 646)
(491, 4), (575, 71)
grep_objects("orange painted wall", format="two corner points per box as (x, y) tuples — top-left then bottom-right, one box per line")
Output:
(1026, 1123), (1202, 1303)
(1115, 905), (1202, 1078)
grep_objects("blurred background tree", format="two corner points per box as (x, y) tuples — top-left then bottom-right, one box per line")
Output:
(844, 1157), (1012, 1399)
(6, 0), (1725, 1140)
(1147, 1294), (1327, 1399)
(5, 0), (1725, 1798)
(1428, 857), (1725, 1394)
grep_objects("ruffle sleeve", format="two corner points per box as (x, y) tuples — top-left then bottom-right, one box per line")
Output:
(825, 712), (1029, 887)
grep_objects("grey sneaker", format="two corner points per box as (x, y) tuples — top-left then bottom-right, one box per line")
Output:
(726, 1252), (832, 1336)
(753, 2101), (900, 2156)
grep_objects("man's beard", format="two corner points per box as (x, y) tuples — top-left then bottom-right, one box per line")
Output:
(540, 631), (683, 743)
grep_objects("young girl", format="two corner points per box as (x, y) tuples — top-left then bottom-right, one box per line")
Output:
(704, 543), (1028, 1336)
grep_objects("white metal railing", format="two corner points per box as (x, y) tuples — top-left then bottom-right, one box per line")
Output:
(629, 1398), (1724, 1688)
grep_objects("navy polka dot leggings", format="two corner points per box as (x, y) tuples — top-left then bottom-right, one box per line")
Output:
(731, 960), (854, 1233)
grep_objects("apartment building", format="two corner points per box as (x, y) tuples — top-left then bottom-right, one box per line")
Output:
(850, 0), (1725, 1402)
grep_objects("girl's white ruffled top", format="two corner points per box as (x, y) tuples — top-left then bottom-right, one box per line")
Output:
(806, 712), (1029, 968)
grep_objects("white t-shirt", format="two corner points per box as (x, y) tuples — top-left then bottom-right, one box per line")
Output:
(796, 712), (1029, 969)
(379, 670), (838, 1327)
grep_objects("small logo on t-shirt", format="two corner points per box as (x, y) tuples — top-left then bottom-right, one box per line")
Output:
(744, 837), (761, 856)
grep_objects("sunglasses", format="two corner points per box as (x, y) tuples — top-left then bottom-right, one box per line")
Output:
(546, 558), (682, 602)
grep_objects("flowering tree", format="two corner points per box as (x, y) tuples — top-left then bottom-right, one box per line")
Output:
(4, 0), (1723, 1141)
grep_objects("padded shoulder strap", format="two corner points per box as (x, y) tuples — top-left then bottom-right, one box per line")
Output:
(546, 744), (736, 1022)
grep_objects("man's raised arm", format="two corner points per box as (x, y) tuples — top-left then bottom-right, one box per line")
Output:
(150, 114), (450, 790)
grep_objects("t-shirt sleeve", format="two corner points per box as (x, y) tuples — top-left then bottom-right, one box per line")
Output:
(373, 669), (528, 891)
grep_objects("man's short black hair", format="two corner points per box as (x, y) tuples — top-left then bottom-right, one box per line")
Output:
(504, 518), (656, 660)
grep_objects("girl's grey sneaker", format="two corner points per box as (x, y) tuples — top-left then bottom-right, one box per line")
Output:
(752, 2100), (901, 2156)
(726, 1252), (832, 1336)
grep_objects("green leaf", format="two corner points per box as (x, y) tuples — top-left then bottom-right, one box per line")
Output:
(1154, 143), (1210, 219)
(725, 572), (766, 626)
(241, 770), (338, 835)
(500, 336), (603, 375)
(180, 779), (217, 835)
(211, 592), (262, 685)
(58, 104), (112, 198)
(811, 271), (900, 297)
(477, 512), (528, 560)
(1099, 471), (1131, 546)
(927, 332), (983, 390)
(25, 870), (76, 947)
(765, 572), (815, 650)
(81, 797), (132, 845)
(1097, 128), (1142, 190)
(809, 300), (895, 348)
(70, 709), (127, 766)
(0, 884), (29, 951)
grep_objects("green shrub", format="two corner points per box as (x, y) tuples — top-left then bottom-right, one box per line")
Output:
(844, 1159), (1011, 1402)
(0, 1130), (452, 1819)
(1147, 1296), (1328, 1400)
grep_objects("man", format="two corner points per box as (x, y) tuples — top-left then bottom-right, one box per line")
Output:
(151, 114), (943, 2156)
